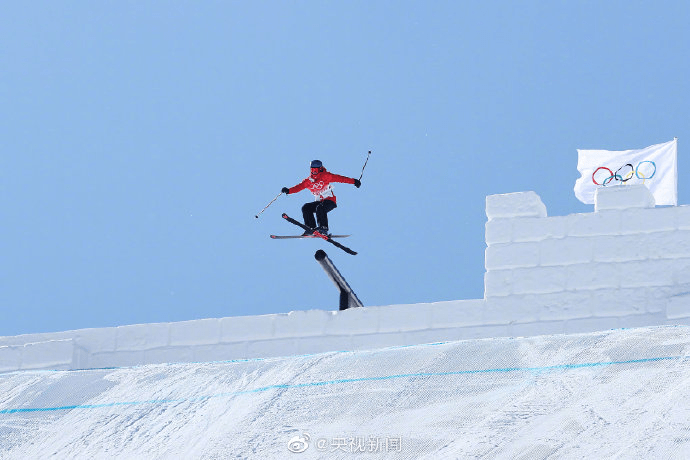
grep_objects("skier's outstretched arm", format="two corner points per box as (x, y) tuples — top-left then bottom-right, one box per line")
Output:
(326, 172), (361, 188)
(282, 179), (309, 195)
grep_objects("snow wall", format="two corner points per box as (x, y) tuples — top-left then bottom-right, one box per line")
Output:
(1, 326), (690, 458)
(3, 185), (690, 373)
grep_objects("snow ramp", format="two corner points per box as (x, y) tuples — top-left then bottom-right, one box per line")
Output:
(1, 325), (690, 459)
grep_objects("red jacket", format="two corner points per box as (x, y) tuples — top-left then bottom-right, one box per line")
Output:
(288, 169), (355, 204)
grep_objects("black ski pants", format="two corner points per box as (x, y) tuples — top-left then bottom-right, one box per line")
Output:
(302, 200), (337, 229)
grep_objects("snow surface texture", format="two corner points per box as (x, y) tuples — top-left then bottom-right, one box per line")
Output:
(1, 326), (690, 459)
(3, 186), (690, 373)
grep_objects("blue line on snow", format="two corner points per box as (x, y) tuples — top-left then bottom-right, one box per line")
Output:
(0, 355), (684, 414)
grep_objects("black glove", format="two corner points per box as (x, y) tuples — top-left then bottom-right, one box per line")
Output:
(354, 179), (361, 188)
(282, 187), (290, 194)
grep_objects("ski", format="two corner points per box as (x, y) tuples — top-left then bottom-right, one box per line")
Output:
(270, 234), (350, 239)
(281, 213), (358, 255)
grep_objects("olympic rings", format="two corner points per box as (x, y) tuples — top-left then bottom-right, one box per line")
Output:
(592, 161), (657, 186)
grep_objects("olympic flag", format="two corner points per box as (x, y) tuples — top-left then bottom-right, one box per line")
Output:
(574, 138), (678, 206)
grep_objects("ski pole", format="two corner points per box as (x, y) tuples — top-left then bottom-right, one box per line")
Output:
(255, 192), (282, 219)
(359, 150), (371, 181)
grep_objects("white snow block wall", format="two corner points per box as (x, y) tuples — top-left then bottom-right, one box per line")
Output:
(0, 339), (74, 372)
(2, 186), (690, 372)
(485, 187), (690, 333)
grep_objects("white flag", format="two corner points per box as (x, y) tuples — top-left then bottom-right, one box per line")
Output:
(574, 139), (678, 206)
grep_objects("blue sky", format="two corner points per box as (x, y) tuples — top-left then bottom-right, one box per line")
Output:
(2, 1), (688, 336)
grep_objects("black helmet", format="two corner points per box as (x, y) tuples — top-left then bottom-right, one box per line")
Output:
(310, 160), (323, 169)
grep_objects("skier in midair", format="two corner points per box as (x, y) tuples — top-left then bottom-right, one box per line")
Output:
(282, 160), (361, 236)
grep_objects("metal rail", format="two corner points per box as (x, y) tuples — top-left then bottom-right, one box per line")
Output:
(314, 250), (364, 310)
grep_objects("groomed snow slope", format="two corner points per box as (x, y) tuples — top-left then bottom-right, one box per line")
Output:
(2, 326), (690, 459)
